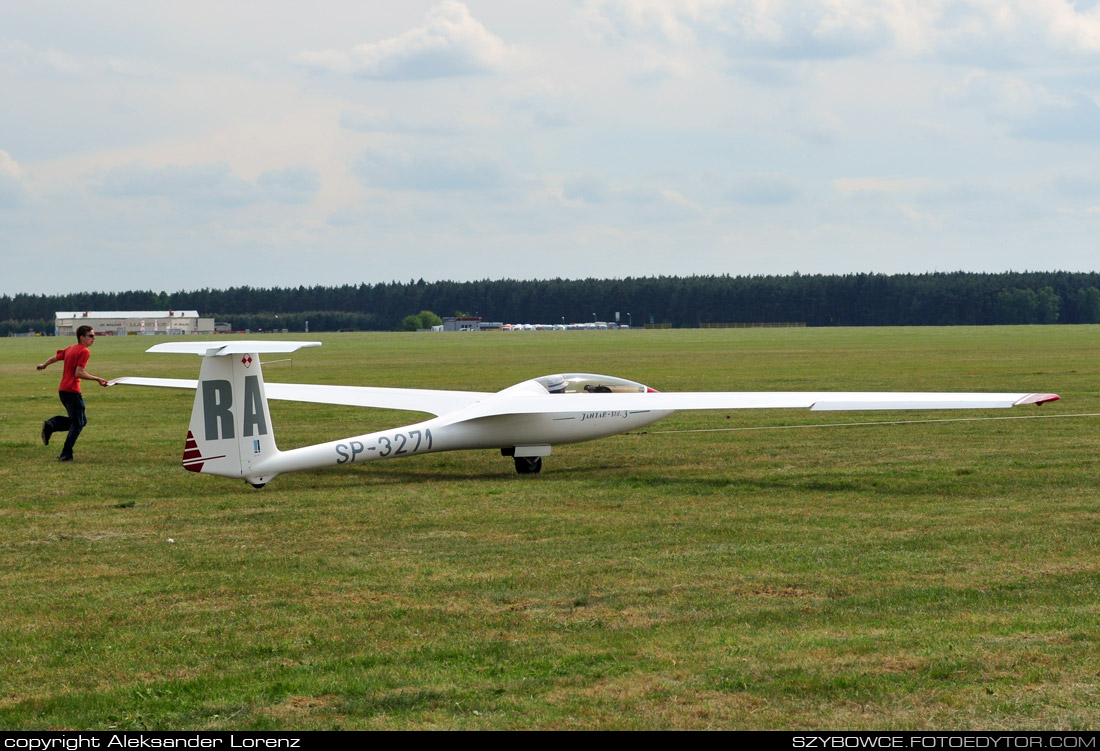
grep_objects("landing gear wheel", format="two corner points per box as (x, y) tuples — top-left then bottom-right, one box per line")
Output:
(249, 482), (266, 489)
(514, 456), (542, 474)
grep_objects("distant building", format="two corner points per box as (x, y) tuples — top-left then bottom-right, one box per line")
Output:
(442, 316), (482, 332)
(54, 310), (215, 336)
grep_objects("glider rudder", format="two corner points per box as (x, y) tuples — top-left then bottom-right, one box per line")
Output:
(146, 341), (321, 486)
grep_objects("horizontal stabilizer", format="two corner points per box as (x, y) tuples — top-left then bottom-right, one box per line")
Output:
(146, 340), (322, 356)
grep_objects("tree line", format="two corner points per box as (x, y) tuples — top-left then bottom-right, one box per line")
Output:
(4, 272), (1100, 336)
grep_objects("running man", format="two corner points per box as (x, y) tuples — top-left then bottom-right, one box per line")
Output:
(37, 325), (110, 461)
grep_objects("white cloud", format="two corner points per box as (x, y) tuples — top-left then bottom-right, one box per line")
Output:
(37, 48), (85, 75)
(1012, 93), (1100, 142)
(339, 108), (472, 135)
(1053, 173), (1100, 199)
(561, 174), (703, 220)
(932, 0), (1100, 64)
(502, 79), (575, 128)
(106, 57), (160, 79)
(945, 71), (1100, 142)
(726, 173), (801, 205)
(326, 204), (373, 228)
(294, 1), (516, 79)
(563, 174), (612, 203)
(0, 150), (24, 180)
(351, 147), (509, 191)
(627, 45), (694, 83)
(94, 162), (320, 207)
(0, 150), (29, 207)
(256, 166), (323, 205)
(943, 70), (1041, 115)
(1, 39), (164, 79)
(579, 0), (700, 45)
(582, 0), (1100, 63)
(584, 0), (898, 58)
(1, 39), (84, 75)
(619, 186), (702, 219)
(833, 177), (926, 196)
(898, 204), (942, 227)
(96, 162), (257, 206)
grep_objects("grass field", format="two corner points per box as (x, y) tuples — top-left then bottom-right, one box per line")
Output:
(1, 326), (1097, 730)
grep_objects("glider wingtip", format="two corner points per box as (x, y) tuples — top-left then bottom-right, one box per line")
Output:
(1015, 393), (1060, 406)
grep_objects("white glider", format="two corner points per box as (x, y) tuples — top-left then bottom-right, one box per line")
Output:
(110, 341), (1060, 488)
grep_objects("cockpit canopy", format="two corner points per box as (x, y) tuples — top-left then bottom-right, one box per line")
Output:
(535, 373), (652, 394)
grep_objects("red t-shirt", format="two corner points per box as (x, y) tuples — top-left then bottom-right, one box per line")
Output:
(56, 344), (90, 393)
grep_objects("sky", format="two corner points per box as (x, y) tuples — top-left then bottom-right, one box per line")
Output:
(2, 0), (1100, 296)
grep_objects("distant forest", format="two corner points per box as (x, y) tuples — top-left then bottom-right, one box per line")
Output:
(4, 272), (1100, 336)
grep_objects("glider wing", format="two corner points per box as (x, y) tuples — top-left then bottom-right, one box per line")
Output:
(262, 383), (490, 416)
(110, 377), (198, 389)
(455, 391), (1060, 419)
(109, 377), (490, 417)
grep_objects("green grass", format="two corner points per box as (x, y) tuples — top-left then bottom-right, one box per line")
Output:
(1, 326), (1098, 729)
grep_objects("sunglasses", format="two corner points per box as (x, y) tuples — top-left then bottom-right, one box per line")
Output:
(84, 334), (96, 339)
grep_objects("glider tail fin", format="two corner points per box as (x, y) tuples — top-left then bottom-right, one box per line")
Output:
(184, 349), (279, 484)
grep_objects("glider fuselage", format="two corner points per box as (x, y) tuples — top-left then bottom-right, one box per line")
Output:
(238, 379), (672, 485)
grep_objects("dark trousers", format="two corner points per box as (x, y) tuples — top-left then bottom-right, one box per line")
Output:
(47, 390), (86, 458)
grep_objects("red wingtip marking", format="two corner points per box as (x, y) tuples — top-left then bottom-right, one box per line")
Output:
(1015, 393), (1060, 406)
(647, 386), (660, 393)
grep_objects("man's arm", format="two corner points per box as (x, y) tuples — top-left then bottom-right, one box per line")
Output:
(36, 355), (59, 371)
(74, 364), (109, 387)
